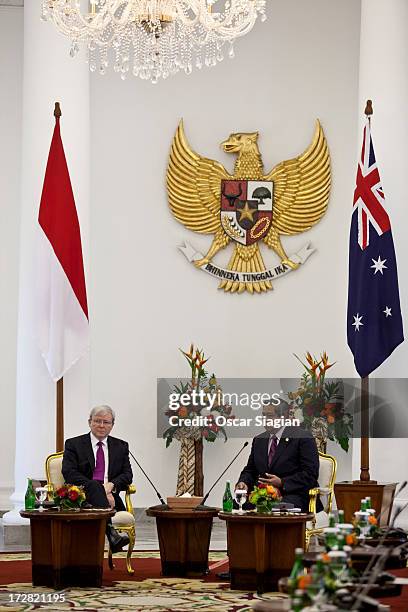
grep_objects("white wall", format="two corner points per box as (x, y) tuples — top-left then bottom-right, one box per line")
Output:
(0, 6), (23, 509)
(89, 0), (361, 506)
(352, 0), (408, 529)
(5, 1), (408, 513)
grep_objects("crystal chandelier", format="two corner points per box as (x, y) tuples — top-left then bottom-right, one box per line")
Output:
(41, 1), (267, 83)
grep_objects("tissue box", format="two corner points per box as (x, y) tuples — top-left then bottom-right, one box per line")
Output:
(166, 496), (203, 509)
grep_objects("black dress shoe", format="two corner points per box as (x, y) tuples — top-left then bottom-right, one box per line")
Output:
(106, 525), (130, 553)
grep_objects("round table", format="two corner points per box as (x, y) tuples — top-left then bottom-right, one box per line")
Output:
(20, 509), (114, 589)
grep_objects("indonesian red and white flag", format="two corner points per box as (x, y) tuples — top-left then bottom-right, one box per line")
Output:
(37, 115), (89, 381)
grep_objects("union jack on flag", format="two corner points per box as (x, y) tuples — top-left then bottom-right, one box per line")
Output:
(353, 121), (390, 249)
(347, 119), (404, 377)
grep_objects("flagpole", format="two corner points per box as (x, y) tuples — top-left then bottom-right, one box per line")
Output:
(357, 100), (375, 484)
(56, 377), (64, 452)
(359, 375), (374, 482)
(336, 98), (402, 521)
(54, 101), (64, 453)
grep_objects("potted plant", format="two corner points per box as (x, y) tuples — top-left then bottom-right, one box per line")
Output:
(54, 484), (86, 510)
(163, 344), (232, 496)
(249, 483), (282, 513)
(289, 352), (353, 453)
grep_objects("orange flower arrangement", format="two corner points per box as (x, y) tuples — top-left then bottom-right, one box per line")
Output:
(163, 344), (232, 447)
(289, 352), (352, 452)
(249, 483), (282, 512)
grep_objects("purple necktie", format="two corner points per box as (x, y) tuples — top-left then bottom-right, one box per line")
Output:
(93, 441), (105, 482)
(268, 434), (278, 467)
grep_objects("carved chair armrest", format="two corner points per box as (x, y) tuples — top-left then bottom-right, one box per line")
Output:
(308, 487), (320, 528)
(125, 484), (136, 514)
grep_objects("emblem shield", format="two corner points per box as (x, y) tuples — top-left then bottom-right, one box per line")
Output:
(220, 180), (273, 245)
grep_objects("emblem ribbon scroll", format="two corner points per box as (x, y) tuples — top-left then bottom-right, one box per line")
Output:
(179, 241), (316, 287)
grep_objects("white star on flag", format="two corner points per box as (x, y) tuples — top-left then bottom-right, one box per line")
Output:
(352, 313), (364, 331)
(383, 306), (392, 317)
(371, 255), (387, 275)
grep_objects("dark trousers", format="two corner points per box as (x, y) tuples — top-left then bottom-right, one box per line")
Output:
(84, 480), (110, 508)
(84, 480), (126, 511)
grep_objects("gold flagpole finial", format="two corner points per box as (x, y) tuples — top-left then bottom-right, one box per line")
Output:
(54, 102), (62, 118)
(365, 99), (373, 117)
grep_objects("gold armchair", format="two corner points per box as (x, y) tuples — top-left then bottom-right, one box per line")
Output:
(45, 452), (136, 574)
(306, 451), (337, 549)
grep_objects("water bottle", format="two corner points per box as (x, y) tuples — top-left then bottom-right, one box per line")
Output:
(25, 478), (36, 510)
(365, 496), (372, 510)
(222, 480), (233, 512)
(289, 548), (304, 581)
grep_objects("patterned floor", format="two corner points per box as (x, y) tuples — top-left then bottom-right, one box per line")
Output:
(0, 552), (288, 611)
(0, 579), (288, 611)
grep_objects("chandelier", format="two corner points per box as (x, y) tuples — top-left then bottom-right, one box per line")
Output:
(41, 1), (267, 84)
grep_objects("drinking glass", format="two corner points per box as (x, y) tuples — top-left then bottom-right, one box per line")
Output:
(234, 488), (247, 514)
(35, 486), (48, 511)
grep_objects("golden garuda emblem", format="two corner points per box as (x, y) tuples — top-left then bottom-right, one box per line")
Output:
(167, 120), (331, 294)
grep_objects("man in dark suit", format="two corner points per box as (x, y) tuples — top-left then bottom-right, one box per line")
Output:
(236, 400), (321, 512)
(62, 405), (133, 552)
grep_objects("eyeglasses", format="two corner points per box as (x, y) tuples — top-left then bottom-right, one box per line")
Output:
(91, 419), (113, 426)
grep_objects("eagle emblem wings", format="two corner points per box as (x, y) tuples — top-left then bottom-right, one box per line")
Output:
(167, 120), (331, 294)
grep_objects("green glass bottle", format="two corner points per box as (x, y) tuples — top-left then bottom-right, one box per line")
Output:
(291, 589), (305, 612)
(360, 498), (368, 511)
(315, 554), (326, 582)
(328, 512), (336, 527)
(323, 527), (339, 550)
(222, 481), (233, 512)
(365, 496), (372, 510)
(25, 478), (36, 510)
(336, 531), (346, 550)
(289, 548), (304, 581)
(337, 509), (345, 524)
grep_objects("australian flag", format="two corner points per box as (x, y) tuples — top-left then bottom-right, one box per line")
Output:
(347, 119), (404, 378)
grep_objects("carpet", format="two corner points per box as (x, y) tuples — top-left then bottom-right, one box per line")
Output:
(0, 552), (229, 586)
(0, 552), (287, 611)
(378, 568), (408, 611)
(1, 553), (406, 611)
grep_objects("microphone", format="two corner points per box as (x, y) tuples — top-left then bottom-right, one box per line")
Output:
(128, 448), (169, 510)
(194, 441), (249, 511)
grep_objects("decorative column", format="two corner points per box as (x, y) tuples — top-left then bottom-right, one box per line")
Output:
(348, 0), (408, 526)
(3, 4), (90, 524)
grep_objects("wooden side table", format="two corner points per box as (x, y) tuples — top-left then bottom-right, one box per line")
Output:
(20, 509), (114, 589)
(146, 507), (219, 576)
(219, 511), (313, 593)
(334, 482), (397, 526)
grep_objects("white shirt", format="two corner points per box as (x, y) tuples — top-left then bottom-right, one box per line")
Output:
(267, 426), (286, 455)
(90, 432), (109, 483)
